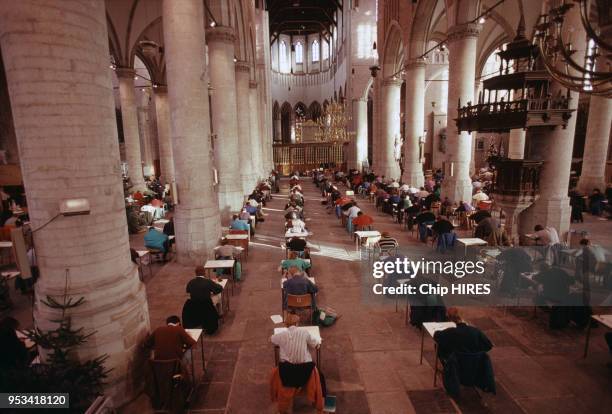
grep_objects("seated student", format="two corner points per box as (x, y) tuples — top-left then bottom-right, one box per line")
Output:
(286, 237), (307, 255)
(0, 317), (30, 371)
(144, 226), (170, 260)
(271, 314), (320, 364)
(533, 224), (560, 246)
(344, 202), (361, 232)
(352, 211), (374, 230)
(434, 308), (493, 361)
(432, 215), (454, 235)
(283, 267), (318, 307)
(230, 214), (250, 232)
(415, 209), (436, 242)
(533, 263), (575, 305)
(280, 252), (311, 274)
(239, 208), (251, 221)
(215, 239), (241, 259)
(472, 189), (489, 204)
(376, 232), (399, 253)
(474, 216), (498, 240)
(184, 267), (224, 333)
(144, 315), (196, 361)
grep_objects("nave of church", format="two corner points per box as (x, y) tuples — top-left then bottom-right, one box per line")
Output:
(0, 0), (611, 413)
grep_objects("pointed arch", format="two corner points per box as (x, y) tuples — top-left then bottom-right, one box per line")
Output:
(309, 101), (322, 121)
(382, 21), (404, 78)
(281, 102), (292, 144)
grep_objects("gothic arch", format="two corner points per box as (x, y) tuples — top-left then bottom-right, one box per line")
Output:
(309, 101), (322, 121)
(272, 101), (280, 141)
(281, 101), (292, 144)
(382, 21), (404, 78)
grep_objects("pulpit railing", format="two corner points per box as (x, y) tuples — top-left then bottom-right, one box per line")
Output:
(489, 157), (543, 198)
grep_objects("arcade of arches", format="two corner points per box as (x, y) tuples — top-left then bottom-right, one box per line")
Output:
(0, 0), (611, 413)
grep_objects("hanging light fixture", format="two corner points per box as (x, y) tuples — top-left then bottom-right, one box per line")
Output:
(534, 0), (612, 97)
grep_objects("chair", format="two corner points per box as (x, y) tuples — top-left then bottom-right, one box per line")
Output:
(285, 294), (314, 324)
(145, 359), (191, 413)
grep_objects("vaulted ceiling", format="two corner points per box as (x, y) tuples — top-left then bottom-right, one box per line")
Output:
(266, 0), (341, 43)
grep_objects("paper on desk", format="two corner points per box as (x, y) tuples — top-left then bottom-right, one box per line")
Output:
(270, 315), (283, 324)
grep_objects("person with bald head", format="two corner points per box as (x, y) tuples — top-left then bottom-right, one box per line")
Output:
(282, 266), (317, 309)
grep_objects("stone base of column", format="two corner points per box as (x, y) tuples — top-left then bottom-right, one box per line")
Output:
(519, 196), (572, 240)
(402, 166), (424, 188)
(576, 175), (606, 195)
(441, 176), (472, 204)
(377, 164), (401, 181)
(218, 189), (244, 217)
(174, 207), (220, 265)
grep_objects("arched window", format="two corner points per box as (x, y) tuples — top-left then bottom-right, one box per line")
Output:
(312, 40), (320, 62)
(295, 41), (303, 64)
(322, 40), (329, 60)
(279, 40), (288, 72)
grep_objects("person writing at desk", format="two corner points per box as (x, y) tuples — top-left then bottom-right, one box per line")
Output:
(144, 226), (170, 261)
(270, 313), (324, 389)
(281, 253), (311, 275)
(434, 308), (493, 360)
(533, 224), (560, 246)
(287, 236), (307, 255)
(144, 315), (196, 362)
(183, 266), (224, 334)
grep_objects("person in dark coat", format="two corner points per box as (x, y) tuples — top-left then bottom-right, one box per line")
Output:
(569, 190), (585, 223)
(434, 308), (493, 360)
(184, 266), (224, 334)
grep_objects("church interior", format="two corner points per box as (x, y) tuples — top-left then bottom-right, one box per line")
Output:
(0, 0), (611, 413)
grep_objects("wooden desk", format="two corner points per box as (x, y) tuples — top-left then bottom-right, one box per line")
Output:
(224, 234), (249, 258)
(421, 322), (456, 386)
(136, 250), (153, 280)
(354, 230), (381, 252)
(185, 328), (205, 384)
(211, 278), (229, 315)
(153, 219), (169, 231)
(273, 326), (321, 368)
(583, 314), (612, 358)
(204, 260), (236, 295)
(457, 238), (488, 256)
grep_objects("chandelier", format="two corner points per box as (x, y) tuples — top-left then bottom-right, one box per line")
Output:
(314, 101), (356, 142)
(534, 0), (612, 97)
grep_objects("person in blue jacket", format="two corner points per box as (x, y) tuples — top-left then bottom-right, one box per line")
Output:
(144, 226), (170, 260)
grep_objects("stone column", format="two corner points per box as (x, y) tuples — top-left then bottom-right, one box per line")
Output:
(403, 59), (426, 187)
(577, 95), (612, 193)
(0, 0), (150, 405)
(234, 62), (256, 193)
(207, 27), (244, 212)
(508, 128), (526, 159)
(163, 0), (221, 263)
(116, 68), (146, 191)
(249, 81), (265, 181)
(351, 98), (368, 172)
(441, 23), (480, 202)
(379, 78), (402, 180)
(137, 89), (154, 177)
(153, 86), (175, 186)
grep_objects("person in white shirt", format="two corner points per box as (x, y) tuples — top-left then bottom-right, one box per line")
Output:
(472, 189), (489, 203)
(344, 203), (361, 232)
(270, 313), (320, 364)
(416, 187), (430, 199)
(533, 225), (560, 246)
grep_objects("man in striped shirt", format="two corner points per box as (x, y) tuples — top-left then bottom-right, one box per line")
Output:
(376, 232), (399, 254)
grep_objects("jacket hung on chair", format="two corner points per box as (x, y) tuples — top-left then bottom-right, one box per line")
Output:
(442, 351), (496, 397)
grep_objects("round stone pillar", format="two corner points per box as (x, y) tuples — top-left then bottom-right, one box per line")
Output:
(207, 26), (243, 213)
(235, 62), (257, 193)
(116, 68), (146, 191)
(508, 128), (526, 159)
(351, 98), (368, 172)
(441, 23), (480, 202)
(0, 0), (150, 405)
(577, 95), (612, 193)
(403, 59), (426, 187)
(163, 0), (221, 263)
(249, 81), (265, 181)
(153, 86), (175, 186)
(379, 78), (402, 180)
(137, 89), (154, 177)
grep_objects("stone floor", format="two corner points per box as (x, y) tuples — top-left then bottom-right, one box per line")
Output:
(121, 178), (612, 413)
(6, 178), (612, 413)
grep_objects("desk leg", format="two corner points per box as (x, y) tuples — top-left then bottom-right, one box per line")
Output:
(420, 328), (425, 365)
(201, 339), (205, 376)
(433, 351), (439, 387)
(583, 319), (592, 358)
(317, 346), (321, 371)
(191, 348), (196, 385)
